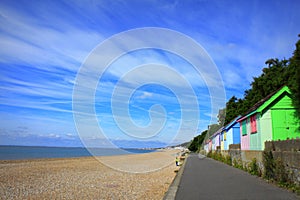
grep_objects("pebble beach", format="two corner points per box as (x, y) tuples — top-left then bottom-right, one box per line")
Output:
(0, 149), (179, 200)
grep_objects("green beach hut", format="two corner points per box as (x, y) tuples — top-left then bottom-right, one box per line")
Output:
(238, 86), (300, 150)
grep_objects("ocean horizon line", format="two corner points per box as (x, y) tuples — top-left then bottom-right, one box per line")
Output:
(0, 144), (159, 150)
(0, 145), (157, 160)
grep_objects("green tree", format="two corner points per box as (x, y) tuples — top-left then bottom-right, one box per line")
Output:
(224, 35), (300, 126)
(225, 96), (241, 124)
(217, 108), (226, 126)
(244, 58), (289, 108)
(188, 130), (207, 152)
(288, 35), (300, 123)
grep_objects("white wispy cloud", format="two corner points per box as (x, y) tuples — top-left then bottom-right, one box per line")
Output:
(0, 2), (104, 69)
(138, 91), (153, 99)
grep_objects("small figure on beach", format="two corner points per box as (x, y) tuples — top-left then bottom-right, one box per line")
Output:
(175, 156), (179, 166)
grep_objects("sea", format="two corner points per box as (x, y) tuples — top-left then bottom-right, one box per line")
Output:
(0, 145), (155, 160)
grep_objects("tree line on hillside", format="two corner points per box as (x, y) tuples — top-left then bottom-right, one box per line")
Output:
(188, 35), (300, 152)
(188, 130), (207, 152)
(225, 35), (300, 125)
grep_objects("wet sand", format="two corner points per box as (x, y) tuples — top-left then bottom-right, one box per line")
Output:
(0, 149), (179, 200)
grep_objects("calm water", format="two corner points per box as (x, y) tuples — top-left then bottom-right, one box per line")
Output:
(0, 146), (155, 160)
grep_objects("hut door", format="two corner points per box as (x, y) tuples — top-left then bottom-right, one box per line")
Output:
(271, 109), (299, 140)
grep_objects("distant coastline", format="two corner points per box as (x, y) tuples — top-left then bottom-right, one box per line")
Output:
(0, 145), (155, 160)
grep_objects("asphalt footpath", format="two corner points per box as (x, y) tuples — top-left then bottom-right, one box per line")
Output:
(174, 153), (299, 200)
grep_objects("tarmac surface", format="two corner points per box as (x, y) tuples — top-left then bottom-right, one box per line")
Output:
(175, 153), (299, 200)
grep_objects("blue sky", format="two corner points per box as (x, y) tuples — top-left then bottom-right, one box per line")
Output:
(0, 0), (299, 148)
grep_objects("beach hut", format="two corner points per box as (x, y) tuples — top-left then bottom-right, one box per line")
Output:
(221, 116), (241, 150)
(208, 140), (212, 152)
(211, 127), (222, 150)
(211, 135), (216, 150)
(220, 129), (226, 151)
(204, 139), (211, 153)
(238, 86), (300, 150)
(237, 116), (251, 150)
(204, 142), (208, 153)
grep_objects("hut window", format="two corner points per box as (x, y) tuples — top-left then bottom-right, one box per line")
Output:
(242, 121), (247, 136)
(250, 115), (257, 133)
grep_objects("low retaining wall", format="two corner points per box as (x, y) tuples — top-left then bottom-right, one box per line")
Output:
(265, 139), (300, 183)
(201, 138), (300, 186)
(271, 150), (300, 184)
(265, 139), (300, 151)
(214, 139), (300, 184)
(221, 150), (264, 170)
(217, 150), (300, 184)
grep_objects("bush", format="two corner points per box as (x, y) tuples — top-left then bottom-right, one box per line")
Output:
(262, 150), (299, 193)
(233, 159), (244, 170)
(274, 158), (289, 184)
(263, 151), (275, 180)
(207, 151), (212, 158)
(248, 158), (261, 176)
(224, 155), (232, 166)
(215, 152), (223, 161)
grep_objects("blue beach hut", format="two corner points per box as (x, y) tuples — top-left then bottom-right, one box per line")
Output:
(221, 116), (241, 150)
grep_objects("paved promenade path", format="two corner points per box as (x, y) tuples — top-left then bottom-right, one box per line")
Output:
(175, 153), (299, 200)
